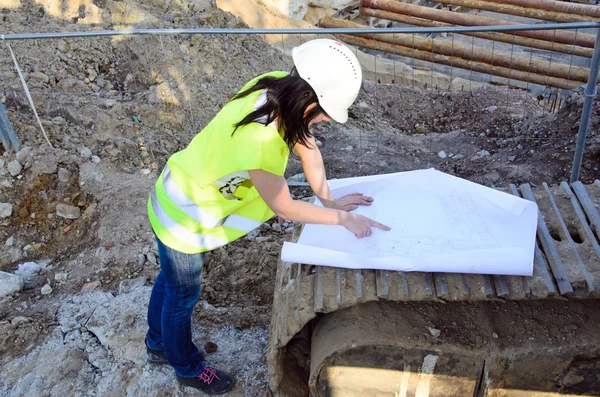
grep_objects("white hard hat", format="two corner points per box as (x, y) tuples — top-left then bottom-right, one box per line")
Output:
(292, 39), (362, 124)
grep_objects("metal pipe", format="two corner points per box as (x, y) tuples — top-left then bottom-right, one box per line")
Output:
(338, 34), (580, 89)
(360, 8), (594, 58)
(432, 0), (600, 23)
(570, 29), (600, 182)
(1, 22), (600, 41)
(322, 17), (590, 82)
(461, 0), (600, 19)
(360, 0), (596, 48)
(0, 101), (20, 153)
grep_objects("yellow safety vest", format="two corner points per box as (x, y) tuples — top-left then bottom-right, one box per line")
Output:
(148, 71), (290, 253)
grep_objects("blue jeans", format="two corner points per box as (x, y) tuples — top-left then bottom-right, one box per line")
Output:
(146, 236), (205, 378)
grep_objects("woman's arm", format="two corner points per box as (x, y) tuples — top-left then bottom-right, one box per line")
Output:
(293, 136), (333, 204)
(249, 169), (390, 238)
(293, 137), (375, 211)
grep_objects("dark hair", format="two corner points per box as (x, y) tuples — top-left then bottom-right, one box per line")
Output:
(230, 69), (327, 152)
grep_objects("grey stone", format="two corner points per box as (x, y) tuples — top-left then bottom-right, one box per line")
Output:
(91, 155), (101, 164)
(79, 147), (92, 159)
(452, 154), (465, 160)
(11, 316), (30, 326)
(437, 151), (447, 159)
(484, 105), (498, 112)
(101, 99), (117, 109)
(57, 39), (69, 52)
(0, 271), (24, 297)
(0, 203), (12, 218)
(58, 168), (71, 183)
(15, 262), (41, 282)
(31, 156), (58, 175)
(507, 155), (516, 162)
(79, 162), (106, 194)
(41, 284), (53, 295)
(357, 101), (369, 109)
(245, 229), (260, 240)
(342, 146), (353, 151)
(315, 140), (323, 147)
(15, 147), (33, 165)
(118, 277), (147, 294)
(29, 72), (50, 84)
(145, 252), (157, 267)
(271, 222), (282, 232)
(52, 116), (67, 126)
(54, 272), (69, 282)
(8, 160), (22, 176)
(427, 327), (441, 338)
(137, 254), (146, 267)
(287, 173), (306, 183)
(0, 157), (5, 168)
(56, 203), (81, 219)
(5, 236), (14, 246)
(477, 150), (491, 158)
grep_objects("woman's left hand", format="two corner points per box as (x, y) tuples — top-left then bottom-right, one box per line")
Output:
(327, 193), (373, 211)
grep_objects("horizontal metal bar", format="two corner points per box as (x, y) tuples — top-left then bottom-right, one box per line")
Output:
(1, 22), (599, 41)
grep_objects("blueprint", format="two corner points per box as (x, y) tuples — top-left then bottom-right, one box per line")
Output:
(281, 169), (538, 276)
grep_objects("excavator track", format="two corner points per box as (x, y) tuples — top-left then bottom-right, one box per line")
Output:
(268, 181), (600, 396)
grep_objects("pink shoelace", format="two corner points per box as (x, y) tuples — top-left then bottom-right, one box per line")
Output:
(198, 367), (220, 384)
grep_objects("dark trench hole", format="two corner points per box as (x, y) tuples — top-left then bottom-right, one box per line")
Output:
(549, 227), (562, 242)
(568, 225), (584, 244)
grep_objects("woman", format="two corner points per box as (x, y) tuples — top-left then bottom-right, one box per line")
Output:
(145, 39), (390, 394)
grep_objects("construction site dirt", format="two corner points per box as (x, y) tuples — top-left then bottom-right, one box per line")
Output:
(1, 0), (600, 396)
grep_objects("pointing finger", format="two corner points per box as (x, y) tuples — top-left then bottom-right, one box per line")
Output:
(371, 220), (391, 231)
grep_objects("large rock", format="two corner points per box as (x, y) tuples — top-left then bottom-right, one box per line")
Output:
(56, 204), (81, 220)
(0, 203), (12, 218)
(0, 271), (24, 297)
(29, 72), (50, 84)
(7, 160), (22, 177)
(15, 146), (33, 165)
(14, 262), (41, 283)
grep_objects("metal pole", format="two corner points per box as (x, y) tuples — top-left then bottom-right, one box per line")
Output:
(570, 29), (600, 183)
(0, 101), (20, 153)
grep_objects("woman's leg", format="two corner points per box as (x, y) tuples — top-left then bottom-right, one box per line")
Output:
(146, 270), (166, 351)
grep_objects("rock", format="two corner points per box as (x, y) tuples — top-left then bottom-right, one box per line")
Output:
(56, 78), (88, 93)
(123, 313), (136, 326)
(245, 229), (260, 240)
(11, 316), (30, 326)
(437, 151), (447, 159)
(145, 252), (157, 267)
(8, 160), (23, 176)
(15, 146), (33, 165)
(15, 262), (41, 282)
(79, 162), (106, 193)
(477, 150), (491, 158)
(56, 203), (81, 219)
(0, 271), (24, 297)
(118, 277), (147, 294)
(31, 156), (58, 175)
(29, 72), (50, 84)
(0, 157), (4, 168)
(81, 280), (101, 292)
(507, 155), (516, 162)
(79, 147), (92, 159)
(342, 145), (353, 151)
(100, 99), (116, 109)
(271, 222), (282, 232)
(204, 341), (218, 354)
(41, 284), (53, 295)
(492, 332), (499, 339)
(452, 154), (465, 160)
(5, 236), (14, 246)
(87, 68), (97, 82)
(55, 272), (69, 282)
(58, 168), (71, 183)
(427, 326), (441, 338)
(52, 116), (67, 126)
(315, 140), (323, 147)
(484, 172), (501, 184)
(0, 203), (12, 218)
(285, 226), (294, 233)
(91, 155), (101, 164)
(57, 39), (69, 52)
(415, 124), (428, 134)
(287, 173), (306, 183)
(484, 105), (498, 112)
(357, 101), (369, 109)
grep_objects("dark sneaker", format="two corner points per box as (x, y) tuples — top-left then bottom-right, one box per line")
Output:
(146, 342), (205, 364)
(176, 366), (235, 395)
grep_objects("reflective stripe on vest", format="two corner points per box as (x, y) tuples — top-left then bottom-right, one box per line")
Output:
(150, 190), (229, 250)
(161, 165), (263, 234)
(162, 166), (222, 228)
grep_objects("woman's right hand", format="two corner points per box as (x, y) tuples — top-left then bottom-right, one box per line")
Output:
(342, 212), (391, 238)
